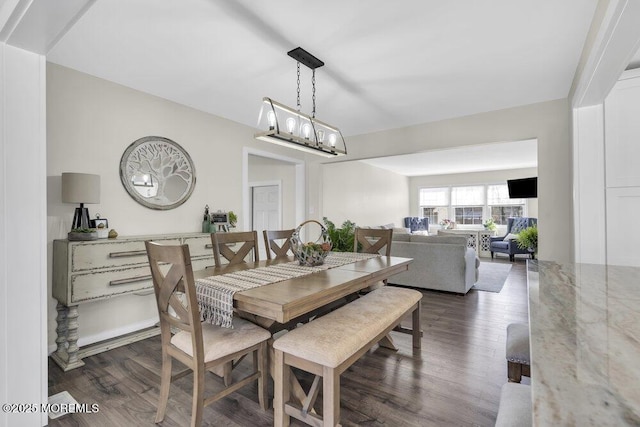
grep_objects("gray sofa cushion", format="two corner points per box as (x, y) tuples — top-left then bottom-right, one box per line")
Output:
(392, 233), (411, 242)
(410, 234), (467, 245)
(491, 241), (510, 250)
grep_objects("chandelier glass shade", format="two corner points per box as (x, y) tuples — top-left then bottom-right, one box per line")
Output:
(255, 97), (346, 157)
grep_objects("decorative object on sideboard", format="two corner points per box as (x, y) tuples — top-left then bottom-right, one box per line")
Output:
(90, 214), (109, 238)
(228, 211), (238, 229)
(211, 210), (230, 233)
(61, 172), (100, 231)
(202, 205), (211, 233)
(68, 228), (98, 241)
(108, 229), (118, 239)
(290, 220), (332, 266)
(120, 136), (196, 210)
(255, 47), (347, 158)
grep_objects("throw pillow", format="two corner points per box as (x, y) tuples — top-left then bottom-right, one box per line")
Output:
(503, 233), (519, 241)
(413, 230), (429, 236)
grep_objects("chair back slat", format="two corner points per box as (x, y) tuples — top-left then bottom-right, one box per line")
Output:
(263, 229), (295, 260)
(211, 231), (259, 267)
(354, 228), (393, 256)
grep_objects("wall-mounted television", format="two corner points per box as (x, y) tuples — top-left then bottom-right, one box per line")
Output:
(507, 177), (537, 198)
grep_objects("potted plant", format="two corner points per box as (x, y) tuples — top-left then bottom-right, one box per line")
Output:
(228, 211), (238, 229)
(322, 217), (357, 252)
(516, 225), (538, 256)
(439, 219), (453, 230)
(483, 218), (497, 231)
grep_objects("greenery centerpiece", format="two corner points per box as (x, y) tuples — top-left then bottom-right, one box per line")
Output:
(322, 217), (357, 252)
(516, 225), (538, 255)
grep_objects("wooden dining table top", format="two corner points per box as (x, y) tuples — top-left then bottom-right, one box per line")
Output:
(192, 255), (412, 326)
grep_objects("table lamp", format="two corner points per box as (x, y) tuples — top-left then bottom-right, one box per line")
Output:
(62, 173), (101, 230)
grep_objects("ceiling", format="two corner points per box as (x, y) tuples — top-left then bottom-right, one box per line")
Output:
(44, 0), (599, 137)
(360, 139), (538, 177)
(628, 45), (640, 70)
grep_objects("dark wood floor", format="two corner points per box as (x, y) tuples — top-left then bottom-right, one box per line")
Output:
(48, 257), (530, 427)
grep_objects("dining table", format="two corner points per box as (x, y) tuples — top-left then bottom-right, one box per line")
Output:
(191, 253), (414, 408)
(192, 253), (413, 331)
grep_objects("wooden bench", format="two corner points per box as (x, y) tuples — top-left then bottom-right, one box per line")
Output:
(273, 286), (423, 427)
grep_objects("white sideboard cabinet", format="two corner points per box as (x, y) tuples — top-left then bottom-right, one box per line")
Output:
(52, 233), (215, 371)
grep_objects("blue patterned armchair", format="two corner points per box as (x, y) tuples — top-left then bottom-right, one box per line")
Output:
(490, 217), (537, 261)
(403, 217), (429, 233)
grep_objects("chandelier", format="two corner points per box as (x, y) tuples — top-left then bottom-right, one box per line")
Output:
(255, 47), (347, 157)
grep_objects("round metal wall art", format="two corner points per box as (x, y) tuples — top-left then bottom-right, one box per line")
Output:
(119, 136), (196, 210)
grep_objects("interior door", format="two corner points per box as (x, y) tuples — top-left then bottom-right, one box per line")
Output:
(252, 184), (281, 259)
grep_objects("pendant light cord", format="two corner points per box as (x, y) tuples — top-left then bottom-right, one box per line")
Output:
(296, 62), (301, 111)
(312, 69), (316, 118)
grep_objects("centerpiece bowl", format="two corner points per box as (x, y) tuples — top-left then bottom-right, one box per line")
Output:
(290, 220), (332, 266)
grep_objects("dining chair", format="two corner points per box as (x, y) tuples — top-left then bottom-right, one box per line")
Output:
(145, 241), (270, 427)
(354, 227), (393, 256)
(210, 230), (260, 267)
(355, 227), (393, 291)
(263, 229), (295, 260)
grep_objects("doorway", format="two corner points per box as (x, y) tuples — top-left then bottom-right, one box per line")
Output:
(251, 183), (281, 259)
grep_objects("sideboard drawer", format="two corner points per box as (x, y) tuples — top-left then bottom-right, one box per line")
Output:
(183, 235), (213, 258)
(191, 256), (215, 271)
(70, 264), (166, 303)
(71, 238), (180, 272)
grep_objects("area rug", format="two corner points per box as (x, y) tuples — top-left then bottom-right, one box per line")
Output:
(472, 262), (512, 293)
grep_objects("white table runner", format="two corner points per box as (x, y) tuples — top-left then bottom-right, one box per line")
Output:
(196, 252), (379, 328)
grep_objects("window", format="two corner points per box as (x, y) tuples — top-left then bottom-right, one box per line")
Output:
(419, 183), (528, 227)
(419, 187), (448, 225)
(451, 186), (484, 225)
(487, 184), (525, 225)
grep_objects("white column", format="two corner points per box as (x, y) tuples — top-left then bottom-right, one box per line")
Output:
(0, 42), (48, 427)
(572, 104), (606, 264)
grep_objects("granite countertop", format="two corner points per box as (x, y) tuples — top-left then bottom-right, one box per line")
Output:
(527, 261), (640, 426)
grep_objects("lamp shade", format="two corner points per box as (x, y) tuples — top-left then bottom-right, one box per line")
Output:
(62, 173), (100, 204)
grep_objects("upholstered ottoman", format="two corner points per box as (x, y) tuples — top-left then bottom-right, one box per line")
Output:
(495, 382), (532, 427)
(506, 323), (530, 383)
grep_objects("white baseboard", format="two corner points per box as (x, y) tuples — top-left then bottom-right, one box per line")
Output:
(48, 317), (159, 355)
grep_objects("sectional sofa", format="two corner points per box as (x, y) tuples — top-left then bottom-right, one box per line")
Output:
(389, 233), (479, 294)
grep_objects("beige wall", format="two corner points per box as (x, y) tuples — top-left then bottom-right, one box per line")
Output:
(321, 161), (409, 228)
(409, 167), (539, 219)
(46, 64), (305, 351)
(319, 99), (570, 262)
